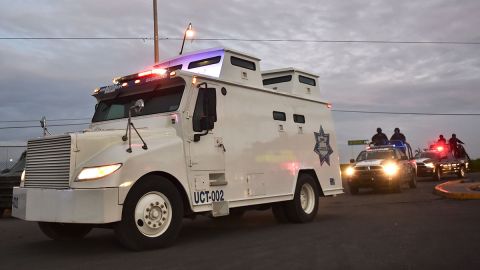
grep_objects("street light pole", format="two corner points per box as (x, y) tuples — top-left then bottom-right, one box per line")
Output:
(179, 23), (193, 55)
(153, 0), (159, 64)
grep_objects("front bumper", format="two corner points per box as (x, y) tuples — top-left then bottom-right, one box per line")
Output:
(12, 187), (122, 224)
(417, 167), (434, 177)
(348, 175), (398, 188)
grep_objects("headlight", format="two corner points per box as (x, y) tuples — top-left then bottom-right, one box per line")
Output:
(383, 163), (399, 176)
(77, 163), (122, 181)
(21, 169), (26, 181)
(345, 167), (355, 176)
(425, 162), (435, 168)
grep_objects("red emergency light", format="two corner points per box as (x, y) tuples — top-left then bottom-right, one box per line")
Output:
(138, 68), (167, 78)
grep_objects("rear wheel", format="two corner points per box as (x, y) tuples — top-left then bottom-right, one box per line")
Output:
(0, 208), (5, 218)
(38, 222), (92, 240)
(284, 174), (319, 223)
(114, 176), (183, 250)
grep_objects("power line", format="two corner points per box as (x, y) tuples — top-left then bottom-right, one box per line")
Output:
(332, 109), (480, 116)
(0, 118), (90, 123)
(0, 123), (89, 130)
(1, 37), (480, 45)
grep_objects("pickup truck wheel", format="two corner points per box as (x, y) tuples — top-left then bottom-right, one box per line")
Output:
(433, 166), (441, 181)
(457, 166), (466, 178)
(409, 173), (417, 188)
(284, 174), (319, 223)
(38, 222), (92, 240)
(114, 177), (183, 250)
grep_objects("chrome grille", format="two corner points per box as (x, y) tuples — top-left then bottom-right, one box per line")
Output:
(24, 135), (72, 189)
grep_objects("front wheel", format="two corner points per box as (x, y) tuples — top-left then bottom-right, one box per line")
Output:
(114, 176), (184, 250)
(433, 166), (442, 181)
(457, 166), (466, 178)
(349, 183), (359, 195)
(284, 174), (319, 223)
(38, 222), (92, 240)
(409, 173), (417, 188)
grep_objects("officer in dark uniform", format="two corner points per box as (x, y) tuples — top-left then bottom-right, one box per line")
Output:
(448, 134), (465, 157)
(371, 128), (389, 146)
(437, 135), (447, 144)
(390, 128), (406, 143)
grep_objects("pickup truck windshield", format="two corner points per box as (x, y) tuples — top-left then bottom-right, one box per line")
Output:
(92, 85), (184, 122)
(357, 150), (395, 162)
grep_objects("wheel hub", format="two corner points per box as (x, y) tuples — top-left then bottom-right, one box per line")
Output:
(300, 183), (315, 214)
(134, 192), (172, 237)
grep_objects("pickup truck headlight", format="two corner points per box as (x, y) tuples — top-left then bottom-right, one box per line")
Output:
(345, 167), (355, 176)
(383, 163), (399, 176)
(77, 163), (122, 181)
(425, 162), (435, 168)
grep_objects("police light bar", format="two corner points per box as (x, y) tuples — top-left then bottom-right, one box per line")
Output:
(114, 67), (175, 84)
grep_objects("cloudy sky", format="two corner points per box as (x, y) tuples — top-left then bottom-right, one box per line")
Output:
(0, 0), (479, 165)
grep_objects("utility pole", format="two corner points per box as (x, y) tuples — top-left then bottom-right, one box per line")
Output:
(153, 0), (159, 64)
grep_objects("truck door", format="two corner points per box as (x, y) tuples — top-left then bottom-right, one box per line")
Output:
(188, 84), (225, 172)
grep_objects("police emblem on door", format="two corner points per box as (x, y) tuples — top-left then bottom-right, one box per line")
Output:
(314, 125), (333, 166)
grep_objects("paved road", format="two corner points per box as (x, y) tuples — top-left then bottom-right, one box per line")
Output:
(1, 174), (480, 270)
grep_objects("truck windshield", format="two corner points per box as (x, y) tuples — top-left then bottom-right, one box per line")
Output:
(415, 152), (438, 160)
(357, 150), (395, 161)
(92, 85), (184, 122)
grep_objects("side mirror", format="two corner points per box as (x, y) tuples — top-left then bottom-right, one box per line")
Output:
(349, 159), (355, 164)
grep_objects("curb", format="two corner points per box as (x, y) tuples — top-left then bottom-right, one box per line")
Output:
(434, 180), (480, 200)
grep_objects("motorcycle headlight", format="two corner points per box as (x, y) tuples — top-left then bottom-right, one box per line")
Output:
(345, 167), (355, 176)
(383, 163), (399, 176)
(77, 163), (122, 181)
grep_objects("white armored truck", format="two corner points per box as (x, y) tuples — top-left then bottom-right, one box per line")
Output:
(12, 48), (343, 250)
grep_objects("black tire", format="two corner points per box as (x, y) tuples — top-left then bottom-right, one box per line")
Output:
(271, 203), (289, 223)
(349, 184), (359, 195)
(0, 208), (5, 218)
(409, 172), (417, 188)
(114, 176), (184, 250)
(284, 174), (319, 223)
(433, 166), (441, 181)
(38, 222), (92, 240)
(457, 166), (466, 178)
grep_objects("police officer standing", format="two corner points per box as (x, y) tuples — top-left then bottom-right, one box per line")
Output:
(448, 133), (465, 157)
(390, 128), (406, 143)
(437, 135), (447, 144)
(371, 128), (389, 146)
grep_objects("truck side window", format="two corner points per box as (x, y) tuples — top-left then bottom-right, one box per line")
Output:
(293, 114), (305, 123)
(193, 91), (206, 132)
(273, 111), (286, 121)
(193, 88), (217, 132)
